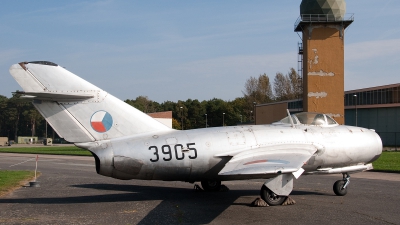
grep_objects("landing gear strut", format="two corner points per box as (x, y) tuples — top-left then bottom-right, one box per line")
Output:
(333, 173), (350, 196)
(201, 180), (221, 191)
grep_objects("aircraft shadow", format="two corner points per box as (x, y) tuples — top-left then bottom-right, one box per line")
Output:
(75, 183), (261, 224)
(0, 183), (328, 224)
(291, 190), (330, 196)
(0, 183), (255, 224)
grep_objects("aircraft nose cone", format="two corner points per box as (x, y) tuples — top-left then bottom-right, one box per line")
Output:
(367, 131), (383, 163)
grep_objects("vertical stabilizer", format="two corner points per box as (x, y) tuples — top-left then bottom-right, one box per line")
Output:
(9, 61), (171, 143)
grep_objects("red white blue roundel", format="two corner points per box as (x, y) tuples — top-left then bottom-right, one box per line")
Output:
(90, 111), (113, 133)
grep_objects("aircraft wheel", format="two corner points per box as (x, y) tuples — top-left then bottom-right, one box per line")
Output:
(260, 185), (287, 206)
(333, 180), (348, 196)
(201, 180), (221, 191)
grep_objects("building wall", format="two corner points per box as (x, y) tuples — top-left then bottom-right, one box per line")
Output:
(345, 107), (400, 147)
(147, 111), (172, 128)
(17, 136), (38, 144)
(255, 102), (288, 124)
(302, 24), (345, 124)
(0, 137), (8, 146)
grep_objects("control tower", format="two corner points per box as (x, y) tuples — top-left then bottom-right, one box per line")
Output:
(294, 0), (353, 124)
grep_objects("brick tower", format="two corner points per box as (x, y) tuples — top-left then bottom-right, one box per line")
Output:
(295, 0), (353, 124)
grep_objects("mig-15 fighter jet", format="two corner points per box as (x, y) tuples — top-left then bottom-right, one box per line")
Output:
(9, 61), (382, 206)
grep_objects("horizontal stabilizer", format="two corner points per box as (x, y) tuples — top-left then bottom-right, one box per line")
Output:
(218, 144), (317, 176)
(16, 91), (94, 101)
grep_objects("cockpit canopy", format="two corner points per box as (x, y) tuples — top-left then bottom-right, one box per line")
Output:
(277, 112), (338, 126)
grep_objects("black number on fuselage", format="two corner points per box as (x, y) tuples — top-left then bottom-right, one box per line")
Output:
(148, 146), (159, 162)
(174, 144), (185, 160)
(187, 143), (197, 159)
(162, 145), (172, 161)
(149, 143), (197, 162)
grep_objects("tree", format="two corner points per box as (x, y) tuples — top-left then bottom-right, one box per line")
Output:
(274, 68), (302, 101)
(22, 109), (43, 138)
(176, 101), (187, 130)
(242, 73), (274, 120)
(242, 73), (274, 103)
(203, 98), (236, 127)
(288, 68), (302, 100)
(184, 99), (205, 129)
(172, 118), (180, 130)
(274, 72), (291, 101)
(0, 95), (8, 137)
(257, 74), (274, 103)
(125, 96), (160, 113)
(231, 97), (248, 123)
(7, 93), (29, 141)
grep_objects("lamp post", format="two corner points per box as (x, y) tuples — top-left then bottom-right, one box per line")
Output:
(205, 114), (207, 128)
(240, 115), (242, 123)
(353, 94), (357, 126)
(253, 102), (257, 125)
(222, 113), (225, 127)
(180, 106), (183, 130)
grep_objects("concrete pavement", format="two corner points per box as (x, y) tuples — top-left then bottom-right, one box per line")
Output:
(0, 153), (399, 224)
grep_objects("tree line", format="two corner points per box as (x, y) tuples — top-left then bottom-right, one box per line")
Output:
(0, 68), (301, 140)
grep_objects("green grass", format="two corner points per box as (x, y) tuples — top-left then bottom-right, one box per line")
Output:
(372, 151), (400, 172)
(0, 146), (92, 156)
(0, 170), (36, 196)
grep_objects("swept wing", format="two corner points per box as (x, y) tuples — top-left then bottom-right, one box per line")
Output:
(216, 144), (318, 176)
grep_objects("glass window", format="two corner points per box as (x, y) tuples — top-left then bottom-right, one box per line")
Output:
(311, 114), (326, 125)
(294, 112), (317, 125)
(279, 115), (298, 124)
(278, 112), (338, 126)
(326, 115), (338, 125)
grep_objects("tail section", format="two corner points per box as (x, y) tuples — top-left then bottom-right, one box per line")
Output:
(9, 61), (171, 143)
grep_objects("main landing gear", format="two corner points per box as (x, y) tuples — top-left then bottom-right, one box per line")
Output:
(198, 177), (294, 206)
(333, 173), (350, 196)
(260, 185), (288, 206)
(201, 180), (222, 191)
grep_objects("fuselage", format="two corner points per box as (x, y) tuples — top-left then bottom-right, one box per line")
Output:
(77, 123), (382, 182)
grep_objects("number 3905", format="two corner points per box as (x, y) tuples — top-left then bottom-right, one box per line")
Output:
(148, 143), (197, 162)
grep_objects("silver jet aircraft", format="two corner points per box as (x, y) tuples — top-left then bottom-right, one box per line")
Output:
(9, 61), (382, 206)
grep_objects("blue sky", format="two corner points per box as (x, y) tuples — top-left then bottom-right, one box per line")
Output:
(1, 0), (399, 103)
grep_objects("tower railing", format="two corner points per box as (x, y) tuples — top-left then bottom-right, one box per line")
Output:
(294, 13), (354, 30)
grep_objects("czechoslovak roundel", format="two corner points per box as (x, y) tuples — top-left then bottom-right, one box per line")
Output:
(90, 111), (113, 133)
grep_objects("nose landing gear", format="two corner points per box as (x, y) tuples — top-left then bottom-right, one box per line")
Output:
(333, 173), (350, 196)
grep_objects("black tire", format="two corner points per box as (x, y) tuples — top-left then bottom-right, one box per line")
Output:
(260, 185), (287, 206)
(333, 180), (348, 196)
(201, 180), (221, 191)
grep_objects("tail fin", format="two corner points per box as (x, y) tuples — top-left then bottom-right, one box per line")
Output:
(9, 61), (171, 143)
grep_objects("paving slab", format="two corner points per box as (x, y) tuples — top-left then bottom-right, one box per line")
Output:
(0, 153), (399, 224)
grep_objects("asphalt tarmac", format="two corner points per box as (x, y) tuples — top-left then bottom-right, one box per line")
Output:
(0, 153), (399, 225)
